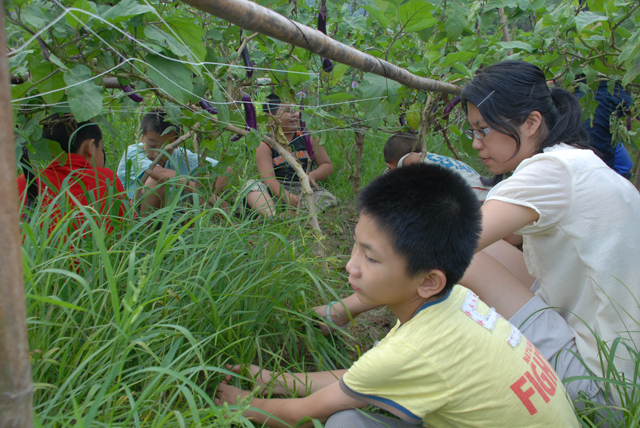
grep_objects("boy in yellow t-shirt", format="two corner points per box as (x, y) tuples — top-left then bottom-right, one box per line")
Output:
(215, 163), (578, 428)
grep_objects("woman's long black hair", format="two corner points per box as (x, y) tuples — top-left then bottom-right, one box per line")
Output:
(461, 61), (590, 160)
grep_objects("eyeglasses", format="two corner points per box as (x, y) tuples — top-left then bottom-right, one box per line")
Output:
(464, 127), (493, 140)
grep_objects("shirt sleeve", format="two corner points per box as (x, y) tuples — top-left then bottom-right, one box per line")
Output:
(340, 337), (449, 424)
(486, 156), (572, 233)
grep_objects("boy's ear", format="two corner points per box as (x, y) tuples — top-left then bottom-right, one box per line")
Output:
(416, 269), (447, 300)
(385, 161), (397, 170)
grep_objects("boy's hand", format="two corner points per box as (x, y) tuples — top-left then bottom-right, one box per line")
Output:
(148, 165), (174, 184)
(214, 377), (251, 406)
(227, 364), (273, 395)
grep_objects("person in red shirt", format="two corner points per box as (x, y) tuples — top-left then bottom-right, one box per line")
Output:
(17, 114), (130, 234)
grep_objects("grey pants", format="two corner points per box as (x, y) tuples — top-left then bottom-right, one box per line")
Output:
(325, 410), (414, 428)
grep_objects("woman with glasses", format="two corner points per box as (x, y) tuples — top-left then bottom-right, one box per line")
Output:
(316, 61), (640, 410)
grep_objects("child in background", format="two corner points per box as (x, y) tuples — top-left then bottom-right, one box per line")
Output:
(117, 110), (232, 213)
(17, 114), (129, 233)
(384, 132), (492, 202)
(215, 164), (578, 428)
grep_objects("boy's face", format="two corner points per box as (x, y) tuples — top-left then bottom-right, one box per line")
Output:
(142, 129), (178, 164)
(347, 214), (425, 310)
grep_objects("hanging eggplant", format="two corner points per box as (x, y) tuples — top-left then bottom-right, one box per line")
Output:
(241, 47), (255, 79)
(199, 99), (219, 115)
(121, 84), (143, 103)
(399, 113), (406, 126)
(318, 0), (334, 73)
(117, 55), (143, 102)
(443, 96), (461, 118)
(231, 93), (257, 141)
(297, 92), (315, 161)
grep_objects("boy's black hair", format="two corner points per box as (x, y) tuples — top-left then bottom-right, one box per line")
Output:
(263, 93), (282, 115)
(41, 114), (102, 154)
(356, 163), (481, 295)
(383, 132), (420, 164)
(140, 109), (182, 136)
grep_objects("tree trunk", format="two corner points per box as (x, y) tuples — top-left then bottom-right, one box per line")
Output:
(0, 6), (34, 427)
(180, 0), (460, 94)
(352, 128), (365, 193)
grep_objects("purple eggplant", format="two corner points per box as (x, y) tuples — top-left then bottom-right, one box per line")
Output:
(121, 84), (143, 103)
(241, 47), (254, 79)
(231, 94), (257, 141)
(297, 93), (315, 161)
(317, 0), (333, 73)
(399, 113), (406, 126)
(322, 58), (334, 73)
(443, 96), (461, 117)
(318, 0), (327, 34)
(199, 99), (218, 115)
(627, 116), (631, 132)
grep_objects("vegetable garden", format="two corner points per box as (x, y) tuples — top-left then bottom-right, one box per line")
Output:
(3, 0), (640, 426)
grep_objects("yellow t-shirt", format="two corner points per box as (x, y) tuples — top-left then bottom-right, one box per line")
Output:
(340, 285), (579, 428)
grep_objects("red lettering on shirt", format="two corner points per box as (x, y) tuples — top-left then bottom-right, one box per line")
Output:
(523, 340), (534, 364)
(531, 348), (558, 396)
(510, 375), (538, 415)
(525, 371), (550, 403)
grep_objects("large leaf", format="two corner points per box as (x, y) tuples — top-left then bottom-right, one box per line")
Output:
(362, 5), (388, 29)
(397, 0), (436, 33)
(101, 0), (155, 24)
(65, 0), (96, 30)
(287, 64), (310, 85)
(144, 26), (191, 58)
(441, 51), (476, 68)
(30, 59), (66, 104)
(63, 65), (103, 122)
(146, 54), (193, 103)
(444, 14), (467, 41)
(574, 11), (607, 32)
(497, 41), (534, 53)
(164, 17), (206, 62)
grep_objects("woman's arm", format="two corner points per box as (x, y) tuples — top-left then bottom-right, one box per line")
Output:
(477, 200), (539, 252)
(308, 136), (333, 187)
(256, 142), (298, 206)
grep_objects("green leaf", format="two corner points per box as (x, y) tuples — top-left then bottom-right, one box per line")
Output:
(246, 129), (262, 150)
(165, 17), (206, 62)
(622, 57), (640, 87)
(146, 54), (193, 103)
(441, 51), (476, 68)
(574, 11), (607, 32)
(217, 104), (230, 131)
(101, 0), (155, 24)
(397, 0), (436, 33)
(444, 14), (467, 41)
(497, 41), (534, 53)
(144, 26), (191, 58)
(362, 6), (388, 29)
(206, 29), (223, 41)
(30, 58), (66, 104)
(287, 64), (310, 85)
(65, 0), (96, 30)
(406, 103), (421, 130)
(63, 65), (104, 122)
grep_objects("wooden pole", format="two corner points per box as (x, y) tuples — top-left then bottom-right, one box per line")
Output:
(0, 5), (34, 428)
(180, 0), (460, 95)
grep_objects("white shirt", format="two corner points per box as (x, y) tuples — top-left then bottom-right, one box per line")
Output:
(487, 143), (640, 379)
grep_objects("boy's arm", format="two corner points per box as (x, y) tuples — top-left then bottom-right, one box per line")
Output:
(216, 378), (365, 428)
(234, 364), (346, 396)
(148, 165), (196, 190)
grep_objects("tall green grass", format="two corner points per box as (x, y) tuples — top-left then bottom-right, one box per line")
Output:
(21, 185), (355, 427)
